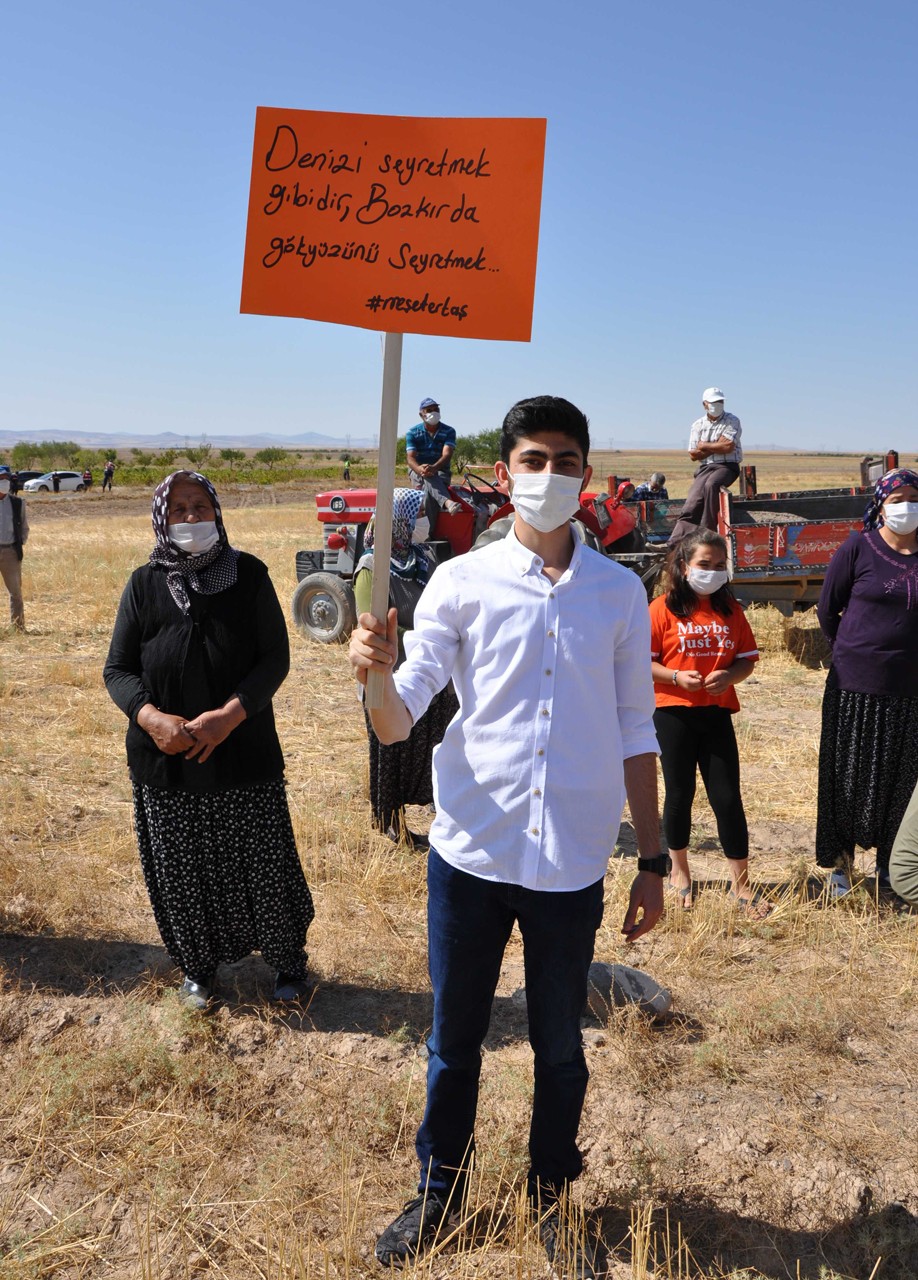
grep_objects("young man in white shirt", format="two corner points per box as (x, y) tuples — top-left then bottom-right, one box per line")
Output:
(349, 395), (666, 1276)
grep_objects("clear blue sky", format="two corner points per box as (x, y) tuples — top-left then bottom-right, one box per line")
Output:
(3, 0), (915, 450)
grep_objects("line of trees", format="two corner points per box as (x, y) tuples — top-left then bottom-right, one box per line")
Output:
(4, 440), (374, 487)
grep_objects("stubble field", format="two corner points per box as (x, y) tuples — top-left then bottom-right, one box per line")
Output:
(1, 452), (917, 1280)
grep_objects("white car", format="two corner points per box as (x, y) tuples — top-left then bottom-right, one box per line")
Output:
(23, 471), (86, 493)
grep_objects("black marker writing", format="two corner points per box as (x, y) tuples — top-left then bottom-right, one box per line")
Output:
(264, 181), (352, 223)
(365, 291), (469, 321)
(263, 236), (380, 269)
(264, 125), (366, 174)
(388, 242), (488, 275)
(355, 183), (480, 226)
(378, 147), (491, 186)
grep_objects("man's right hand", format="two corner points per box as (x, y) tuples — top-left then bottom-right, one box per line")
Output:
(349, 608), (399, 687)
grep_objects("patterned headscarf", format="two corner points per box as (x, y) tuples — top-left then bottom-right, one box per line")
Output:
(863, 468), (918, 531)
(360, 487), (427, 581)
(148, 471), (239, 613)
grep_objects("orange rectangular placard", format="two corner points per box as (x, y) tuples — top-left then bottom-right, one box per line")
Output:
(240, 109), (546, 342)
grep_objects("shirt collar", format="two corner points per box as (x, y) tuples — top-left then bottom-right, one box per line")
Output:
(504, 523), (583, 581)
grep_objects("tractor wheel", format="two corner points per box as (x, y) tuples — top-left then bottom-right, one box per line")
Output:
(291, 573), (356, 644)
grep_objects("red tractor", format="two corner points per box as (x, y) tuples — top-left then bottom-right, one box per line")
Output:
(291, 471), (662, 643)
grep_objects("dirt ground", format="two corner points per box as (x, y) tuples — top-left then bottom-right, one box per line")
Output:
(2, 478), (917, 1279)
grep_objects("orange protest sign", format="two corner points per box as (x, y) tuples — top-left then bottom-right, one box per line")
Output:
(240, 109), (546, 342)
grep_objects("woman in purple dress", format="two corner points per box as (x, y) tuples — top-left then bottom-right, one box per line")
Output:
(816, 468), (918, 897)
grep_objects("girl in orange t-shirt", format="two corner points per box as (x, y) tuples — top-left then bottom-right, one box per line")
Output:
(649, 529), (768, 915)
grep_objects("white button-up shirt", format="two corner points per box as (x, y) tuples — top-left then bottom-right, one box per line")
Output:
(393, 527), (658, 892)
(689, 411), (743, 466)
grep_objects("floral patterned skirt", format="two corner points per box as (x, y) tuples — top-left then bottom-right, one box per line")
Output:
(815, 686), (918, 870)
(132, 779), (314, 982)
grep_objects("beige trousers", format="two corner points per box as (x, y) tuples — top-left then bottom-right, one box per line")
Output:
(0, 546), (25, 628)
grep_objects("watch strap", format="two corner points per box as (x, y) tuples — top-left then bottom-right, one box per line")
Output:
(637, 854), (672, 876)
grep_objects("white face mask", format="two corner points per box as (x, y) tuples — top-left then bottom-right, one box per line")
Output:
(510, 472), (584, 533)
(422, 411), (440, 426)
(169, 521), (220, 554)
(883, 502), (918, 535)
(0, 478), (10, 496)
(705, 403), (724, 419)
(687, 566), (730, 595)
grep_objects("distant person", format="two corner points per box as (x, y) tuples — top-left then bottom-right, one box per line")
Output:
(815, 468), (918, 898)
(342, 456), (351, 482)
(632, 473), (668, 502)
(82, 468), (93, 489)
(0, 466), (28, 629)
(405, 397), (463, 532)
(52, 472), (61, 493)
(103, 470), (315, 1009)
(668, 388), (742, 542)
(102, 459), (115, 492)
(650, 529), (768, 915)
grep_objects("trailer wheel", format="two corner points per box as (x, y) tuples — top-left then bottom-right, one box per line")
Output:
(291, 573), (356, 644)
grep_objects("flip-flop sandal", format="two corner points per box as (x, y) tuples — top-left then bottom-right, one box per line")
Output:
(728, 888), (773, 918)
(668, 879), (694, 909)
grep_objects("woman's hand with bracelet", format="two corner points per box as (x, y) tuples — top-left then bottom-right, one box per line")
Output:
(673, 669), (704, 692)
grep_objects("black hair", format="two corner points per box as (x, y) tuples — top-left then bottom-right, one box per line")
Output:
(499, 396), (590, 464)
(664, 528), (735, 619)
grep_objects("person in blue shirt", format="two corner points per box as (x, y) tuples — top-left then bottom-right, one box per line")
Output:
(632, 473), (668, 502)
(405, 397), (462, 533)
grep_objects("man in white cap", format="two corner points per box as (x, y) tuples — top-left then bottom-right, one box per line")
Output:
(668, 387), (742, 542)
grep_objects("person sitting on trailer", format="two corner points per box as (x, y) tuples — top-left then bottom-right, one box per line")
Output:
(668, 387), (742, 542)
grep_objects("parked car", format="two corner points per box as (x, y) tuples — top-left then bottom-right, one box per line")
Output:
(11, 470), (43, 492)
(22, 471), (86, 493)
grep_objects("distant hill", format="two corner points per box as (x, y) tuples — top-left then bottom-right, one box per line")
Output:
(0, 428), (376, 450)
(0, 427), (831, 453)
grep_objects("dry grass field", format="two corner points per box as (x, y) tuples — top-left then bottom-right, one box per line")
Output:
(2, 454), (917, 1280)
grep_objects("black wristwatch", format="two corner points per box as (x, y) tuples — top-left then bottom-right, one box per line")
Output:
(637, 854), (671, 877)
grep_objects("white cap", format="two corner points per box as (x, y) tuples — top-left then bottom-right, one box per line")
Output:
(702, 387), (725, 403)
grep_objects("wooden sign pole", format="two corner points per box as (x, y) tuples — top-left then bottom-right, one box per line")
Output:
(366, 331), (403, 709)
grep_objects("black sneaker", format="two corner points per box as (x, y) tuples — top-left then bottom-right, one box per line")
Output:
(375, 1192), (449, 1267)
(538, 1208), (601, 1280)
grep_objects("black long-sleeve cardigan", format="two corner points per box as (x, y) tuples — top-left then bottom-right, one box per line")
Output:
(103, 552), (290, 792)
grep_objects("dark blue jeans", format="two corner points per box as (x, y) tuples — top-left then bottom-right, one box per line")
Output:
(416, 849), (604, 1203)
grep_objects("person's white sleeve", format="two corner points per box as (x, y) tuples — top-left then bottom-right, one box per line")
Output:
(393, 568), (460, 724)
(614, 579), (660, 760)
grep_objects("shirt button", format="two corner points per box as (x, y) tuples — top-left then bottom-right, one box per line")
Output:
(549, 592), (555, 599)
(537, 749), (545, 757)
(545, 668), (552, 676)
(541, 708), (550, 717)
(547, 629), (555, 638)
(531, 826), (539, 835)
(533, 788), (542, 797)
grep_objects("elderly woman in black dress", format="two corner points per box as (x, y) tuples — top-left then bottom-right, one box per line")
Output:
(816, 467), (918, 898)
(104, 471), (315, 1008)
